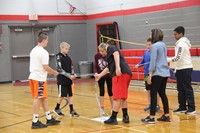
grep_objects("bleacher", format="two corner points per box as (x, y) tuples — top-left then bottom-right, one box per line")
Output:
(121, 48), (200, 84)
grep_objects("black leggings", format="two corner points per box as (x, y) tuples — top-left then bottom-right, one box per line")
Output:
(98, 77), (113, 96)
(150, 76), (169, 116)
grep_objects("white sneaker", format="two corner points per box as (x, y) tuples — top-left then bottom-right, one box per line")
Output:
(100, 108), (105, 116)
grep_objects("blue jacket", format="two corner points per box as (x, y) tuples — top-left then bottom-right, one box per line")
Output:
(139, 50), (150, 75)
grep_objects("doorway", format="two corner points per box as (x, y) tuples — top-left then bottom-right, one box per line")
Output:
(96, 22), (121, 51)
(10, 26), (56, 81)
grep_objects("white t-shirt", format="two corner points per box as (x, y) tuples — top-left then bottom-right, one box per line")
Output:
(29, 46), (49, 81)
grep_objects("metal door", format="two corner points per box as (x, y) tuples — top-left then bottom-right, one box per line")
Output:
(10, 27), (33, 81)
(10, 26), (56, 81)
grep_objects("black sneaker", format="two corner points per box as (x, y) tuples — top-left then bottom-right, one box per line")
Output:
(104, 117), (118, 125)
(157, 115), (170, 122)
(53, 109), (64, 116)
(122, 115), (130, 123)
(31, 121), (47, 129)
(46, 117), (61, 126)
(173, 108), (187, 113)
(185, 108), (196, 115)
(141, 116), (155, 124)
(70, 110), (80, 117)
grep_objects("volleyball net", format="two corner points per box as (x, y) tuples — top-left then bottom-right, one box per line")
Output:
(100, 35), (200, 90)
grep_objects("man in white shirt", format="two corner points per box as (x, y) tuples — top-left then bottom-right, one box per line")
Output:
(167, 26), (196, 115)
(29, 31), (61, 129)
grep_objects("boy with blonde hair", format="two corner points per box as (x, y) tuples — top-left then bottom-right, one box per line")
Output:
(53, 42), (79, 117)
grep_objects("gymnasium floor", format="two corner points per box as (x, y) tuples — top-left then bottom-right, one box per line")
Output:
(0, 79), (200, 133)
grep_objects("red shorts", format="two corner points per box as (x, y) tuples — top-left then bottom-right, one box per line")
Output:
(112, 74), (131, 99)
(29, 79), (48, 99)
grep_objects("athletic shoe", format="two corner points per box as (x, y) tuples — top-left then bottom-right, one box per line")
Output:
(185, 109), (196, 115)
(144, 104), (151, 111)
(141, 116), (155, 124)
(46, 117), (61, 126)
(31, 121), (47, 129)
(157, 115), (170, 122)
(144, 105), (160, 112)
(173, 108), (187, 113)
(156, 105), (160, 111)
(104, 117), (118, 125)
(53, 109), (64, 116)
(70, 110), (80, 117)
(122, 115), (130, 123)
(100, 108), (105, 116)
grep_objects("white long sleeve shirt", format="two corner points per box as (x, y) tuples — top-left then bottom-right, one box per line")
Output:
(167, 37), (193, 70)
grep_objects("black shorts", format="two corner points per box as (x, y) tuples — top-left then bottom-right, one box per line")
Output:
(57, 84), (73, 97)
(145, 81), (151, 90)
(144, 74), (151, 90)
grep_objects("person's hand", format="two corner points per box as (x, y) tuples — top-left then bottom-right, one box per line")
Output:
(74, 73), (77, 79)
(70, 75), (76, 80)
(116, 67), (122, 76)
(174, 72), (176, 78)
(94, 73), (100, 81)
(135, 64), (139, 68)
(147, 76), (152, 85)
(54, 71), (59, 77)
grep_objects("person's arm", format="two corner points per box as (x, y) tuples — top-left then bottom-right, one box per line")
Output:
(147, 47), (156, 85)
(94, 67), (109, 81)
(94, 54), (98, 73)
(43, 65), (58, 77)
(113, 51), (121, 76)
(167, 44), (184, 62)
(148, 45), (157, 77)
(136, 55), (145, 68)
(71, 58), (75, 75)
(41, 51), (58, 77)
(70, 58), (77, 80)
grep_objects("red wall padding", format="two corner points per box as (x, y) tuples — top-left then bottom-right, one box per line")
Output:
(167, 48), (175, 56)
(132, 72), (144, 80)
(121, 50), (130, 56)
(198, 48), (200, 56)
(190, 48), (198, 56)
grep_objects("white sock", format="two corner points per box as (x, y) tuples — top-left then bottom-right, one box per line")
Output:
(45, 111), (52, 120)
(33, 114), (39, 123)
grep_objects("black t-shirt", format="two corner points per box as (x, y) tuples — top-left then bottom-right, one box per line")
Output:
(106, 45), (132, 77)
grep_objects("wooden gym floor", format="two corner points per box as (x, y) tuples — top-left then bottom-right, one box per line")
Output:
(0, 79), (200, 133)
